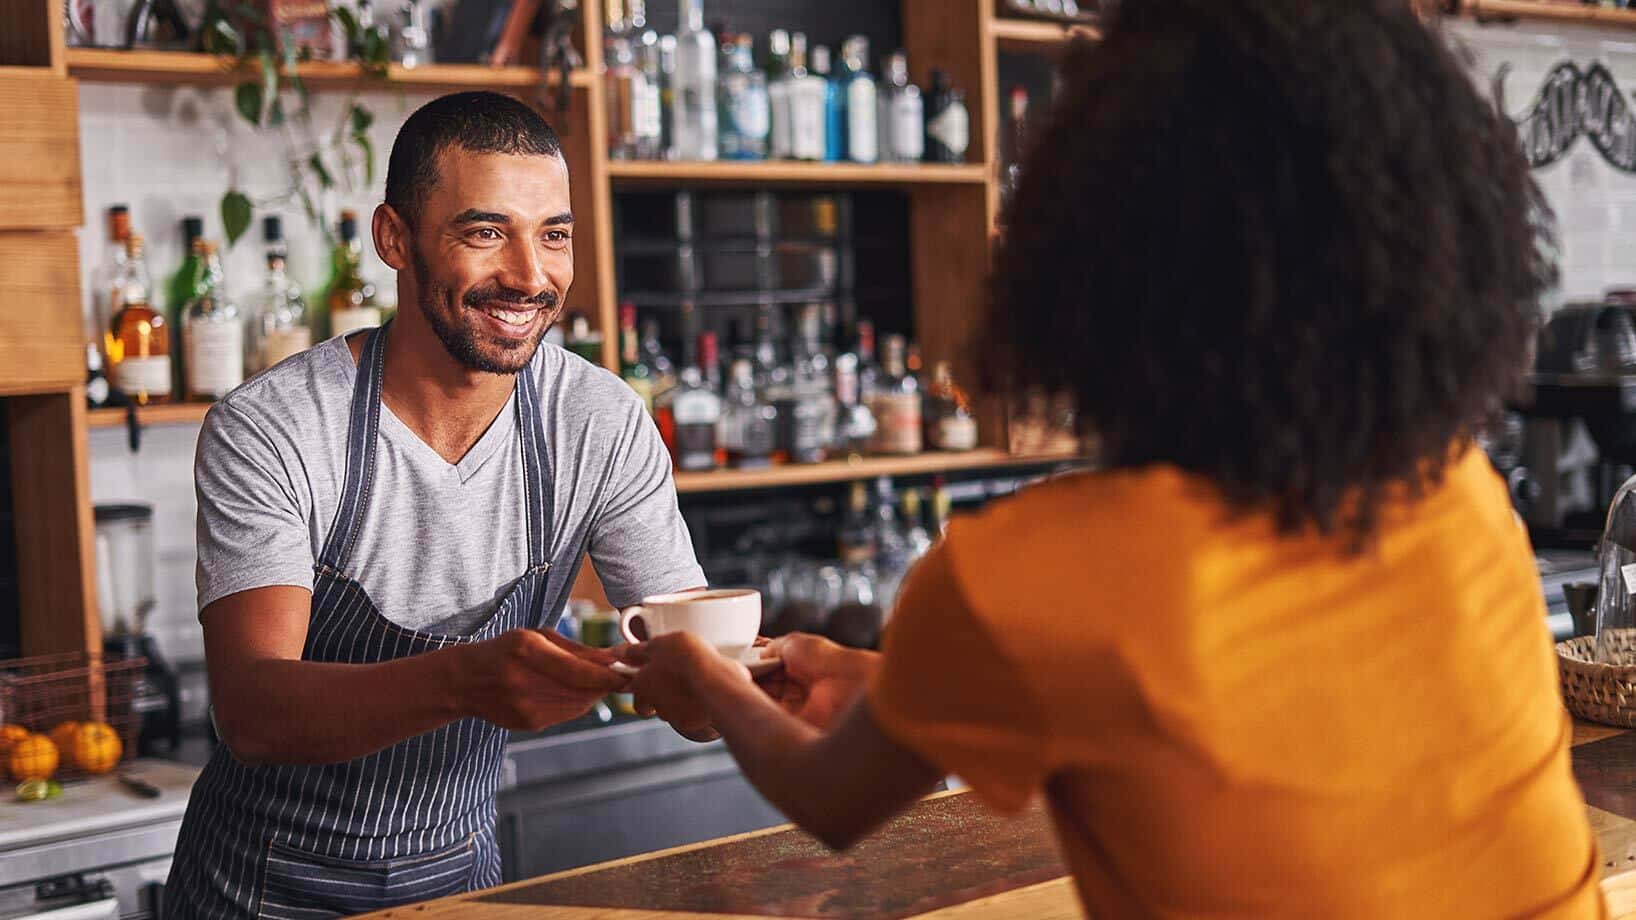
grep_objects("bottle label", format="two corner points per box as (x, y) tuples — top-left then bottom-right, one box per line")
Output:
(936, 415), (979, 451)
(847, 80), (879, 163)
(633, 78), (663, 140)
(112, 355), (172, 398)
(892, 97), (925, 161)
(870, 393), (923, 455)
(187, 322), (245, 398)
(740, 414), (778, 460)
(87, 375), (110, 407)
(790, 82), (828, 160)
(927, 104), (971, 159)
(332, 307), (382, 338)
(778, 397), (831, 463)
(675, 422), (717, 472)
(259, 327), (313, 371)
(769, 83), (793, 158)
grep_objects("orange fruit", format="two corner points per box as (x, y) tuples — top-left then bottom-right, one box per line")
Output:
(71, 722), (121, 775)
(0, 725), (32, 756)
(47, 722), (79, 757)
(9, 735), (57, 782)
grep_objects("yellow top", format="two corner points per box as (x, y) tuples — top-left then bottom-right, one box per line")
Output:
(870, 448), (1604, 919)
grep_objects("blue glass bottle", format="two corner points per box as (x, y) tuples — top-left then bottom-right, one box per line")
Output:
(718, 33), (769, 160)
(813, 45), (845, 163)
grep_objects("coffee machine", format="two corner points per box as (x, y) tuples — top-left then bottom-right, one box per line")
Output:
(1509, 297), (1636, 547)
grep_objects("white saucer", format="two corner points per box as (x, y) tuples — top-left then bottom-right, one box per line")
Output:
(610, 647), (782, 678)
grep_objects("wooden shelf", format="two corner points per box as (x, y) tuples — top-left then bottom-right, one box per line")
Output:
(989, 17), (1100, 53)
(1463, 0), (1636, 29)
(87, 402), (210, 429)
(64, 48), (591, 92)
(606, 160), (990, 188)
(672, 448), (1079, 494)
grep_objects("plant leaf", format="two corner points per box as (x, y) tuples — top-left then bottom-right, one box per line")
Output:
(332, 6), (360, 45)
(203, 19), (240, 56)
(221, 190), (253, 248)
(268, 97), (285, 126)
(234, 81), (263, 126)
(350, 104), (372, 134)
(308, 152), (335, 189)
(353, 132), (374, 186)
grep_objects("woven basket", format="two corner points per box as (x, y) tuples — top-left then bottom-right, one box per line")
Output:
(1559, 629), (1636, 728)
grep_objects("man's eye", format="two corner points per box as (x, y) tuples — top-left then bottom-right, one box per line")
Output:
(546, 230), (569, 243)
(472, 228), (501, 241)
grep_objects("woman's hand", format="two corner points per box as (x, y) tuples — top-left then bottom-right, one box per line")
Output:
(623, 633), (752, 735)
(757, 634), (881, 731)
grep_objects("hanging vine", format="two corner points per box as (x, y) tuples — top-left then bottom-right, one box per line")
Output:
(197, 2), (389, 247)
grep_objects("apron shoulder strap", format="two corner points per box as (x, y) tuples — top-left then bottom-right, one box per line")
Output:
(318, 322), (390, 574)
(515, 358), (553, 573)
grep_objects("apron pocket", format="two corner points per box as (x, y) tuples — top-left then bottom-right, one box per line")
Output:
(258, 835), (477, 918)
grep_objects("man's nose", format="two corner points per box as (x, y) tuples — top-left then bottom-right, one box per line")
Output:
(498, 237), (553, 298)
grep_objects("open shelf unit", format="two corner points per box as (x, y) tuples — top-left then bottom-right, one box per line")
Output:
(64, 47), (590, 91)
(87, 402), (210, 429)
(1460, 0), (1636, 30)
(605, 160), (989, 188)
(678, 449), (1076, 493)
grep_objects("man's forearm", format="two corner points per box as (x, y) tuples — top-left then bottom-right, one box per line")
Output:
(214, 647), (465, 766)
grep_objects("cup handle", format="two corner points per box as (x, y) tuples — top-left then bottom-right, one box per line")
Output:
(619, 606), (647, 645)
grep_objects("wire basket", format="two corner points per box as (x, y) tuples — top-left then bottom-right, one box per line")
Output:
(0, 652), (146, 781)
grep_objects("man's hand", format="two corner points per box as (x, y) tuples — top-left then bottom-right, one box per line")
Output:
(453, 629), (629, 731)
(757, 634), (880, 731)
(622, 633), (751, 736)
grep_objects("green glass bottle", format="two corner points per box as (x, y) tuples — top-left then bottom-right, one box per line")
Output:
(167, 216), (206, 391)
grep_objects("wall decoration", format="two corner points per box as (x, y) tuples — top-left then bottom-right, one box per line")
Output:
(1496, 61), (1636, 173)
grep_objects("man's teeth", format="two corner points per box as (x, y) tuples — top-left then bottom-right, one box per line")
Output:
(480, 306), (536, 327)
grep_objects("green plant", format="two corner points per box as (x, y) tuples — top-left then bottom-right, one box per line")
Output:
(199, 2), (389, 248)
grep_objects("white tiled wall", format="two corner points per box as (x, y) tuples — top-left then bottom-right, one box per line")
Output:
(81, 19), (1636, 666)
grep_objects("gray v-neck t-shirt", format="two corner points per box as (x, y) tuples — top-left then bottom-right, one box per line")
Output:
(193, 334), (705, 635)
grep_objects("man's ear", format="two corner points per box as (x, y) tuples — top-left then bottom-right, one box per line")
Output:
(373, 203), (411, 271)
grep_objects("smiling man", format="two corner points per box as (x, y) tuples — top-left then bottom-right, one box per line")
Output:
(164, 92), (705, 919)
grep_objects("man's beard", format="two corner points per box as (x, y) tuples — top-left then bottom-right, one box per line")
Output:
(410, 246), (559, 375)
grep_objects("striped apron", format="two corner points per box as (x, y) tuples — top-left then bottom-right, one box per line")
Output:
(165, 323), (561, 919)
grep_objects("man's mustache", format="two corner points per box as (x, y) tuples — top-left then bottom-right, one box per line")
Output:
(462, 286), (559, 309)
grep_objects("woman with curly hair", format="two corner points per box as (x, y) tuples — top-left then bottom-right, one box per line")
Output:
(624, 1), (1601, 915)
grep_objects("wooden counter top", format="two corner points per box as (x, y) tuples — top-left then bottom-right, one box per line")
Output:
(358, 719), (1636, 919)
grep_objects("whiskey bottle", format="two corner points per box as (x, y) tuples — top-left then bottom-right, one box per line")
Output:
(670, 332), (723, 472)
(868, 334), (922, 455)
(107, 233), (172, 406)
(327, 210), (381, 338)
(618, 303), (655, 411)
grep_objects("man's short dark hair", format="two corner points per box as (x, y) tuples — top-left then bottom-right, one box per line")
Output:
(981, 0), (1555, 541)
(385, 91), (564, 228)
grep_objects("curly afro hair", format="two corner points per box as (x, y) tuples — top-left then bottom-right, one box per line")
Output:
(981, 0), (1555, 539)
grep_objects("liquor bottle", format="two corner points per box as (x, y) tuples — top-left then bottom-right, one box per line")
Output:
(832, 351), (877, 455)
(183, 242), (245, 401)
(655, 34), (681, 160)
(813, 45), (844, 163)
(924, 69), (971, 164)
(766, 30), (793, 160)
(722, 357), (778, 468)
(249, 216), (312, 374)
(1001, 84), (1030, 205)
(86, 342), (114, 409)
(871, 476), (911, 606)
(923, 359), (978, 451)
(327, 210), (381, 337)
(617, 303), (654, 411)
(878, 52), (924, 164)
(786, 34), (828, 162)
(868, 334), (922, 455)
(670, 332), (723, 472)
(930, 476), (952, 536)
(840, 36), (878, 164)
(604, 0), (640, 160)
(92, 205), (132, 346)
(717, 33), (769, 160)
(107, 234), (171, 406)
(751, 304), (787, 393)
(837, 481), (876, 566)
(777, 304), (837, 464)
(854, 319), (881, 402)
(672, 0), (719, 161)
(633, 30), (665, 159)
(167, 216), (206, 389)
(565, 312), (604, 364)
(902, 488), (934, 562)
(640, 319), (677, 396)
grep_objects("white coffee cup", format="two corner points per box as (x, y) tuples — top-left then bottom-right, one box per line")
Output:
(619, 588), (762, 658)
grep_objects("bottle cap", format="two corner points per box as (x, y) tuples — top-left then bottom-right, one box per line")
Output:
(108, 206), (131, 242)
(619, 302), (637, 328)
(263, 214), (284, 243)
(338, 210), (359, 241)
(181, 216), (204, 243)
(697, 331), (719, 369)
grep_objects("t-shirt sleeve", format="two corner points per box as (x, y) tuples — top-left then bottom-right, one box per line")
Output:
(194, 401), (316, 615)
(868, 541), (1055, 813)
(586, 403), (706, 607)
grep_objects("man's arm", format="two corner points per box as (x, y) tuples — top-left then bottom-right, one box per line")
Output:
(626, 635), (943, 849)
(204, 586), (627, 766)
